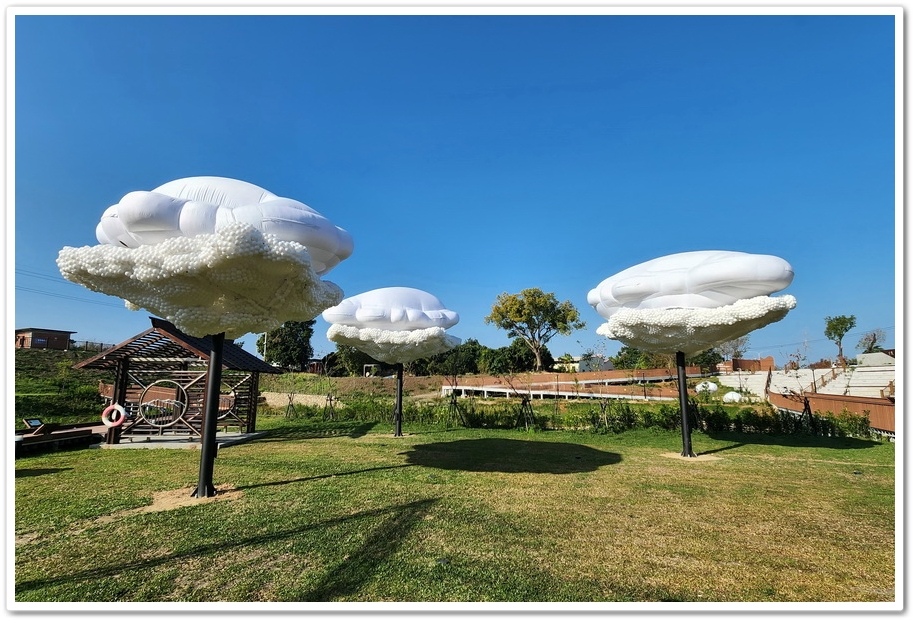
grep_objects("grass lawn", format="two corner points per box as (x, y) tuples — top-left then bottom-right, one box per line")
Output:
(12, 417), (897, 606)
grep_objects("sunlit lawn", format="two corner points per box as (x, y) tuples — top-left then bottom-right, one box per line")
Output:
(13, 418), (896, 605)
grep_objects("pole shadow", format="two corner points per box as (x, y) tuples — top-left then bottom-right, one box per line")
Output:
(252, 421), (376, 442)
(400, 438), (621, 474)
(236, 464), (412, 491)
(296, 498), (437, 601)
(14, 467), (74, 478)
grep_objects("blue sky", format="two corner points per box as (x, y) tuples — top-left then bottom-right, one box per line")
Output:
(11, 7), (900, 367)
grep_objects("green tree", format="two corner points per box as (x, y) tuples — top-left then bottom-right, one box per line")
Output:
(422, 338), (486, 376)
(484, 288), (585, 372)
(611, 346), (672, 370)
(478, 347), (513, 375)
(687, 349), (724, 373)
(256, 320), (315, 371)
(824, 315), (857, 361)
(326, 344), (380, 377)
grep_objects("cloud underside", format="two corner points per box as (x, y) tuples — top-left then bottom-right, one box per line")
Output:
(326, 324), (461, 364)
(596, 295), (797, 356)
(57, 223), (343, 339)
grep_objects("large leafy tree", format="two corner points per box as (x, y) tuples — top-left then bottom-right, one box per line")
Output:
(484, 288), (585, 371)
(824, 315), (857, 361)
(256, 320), (315, 371)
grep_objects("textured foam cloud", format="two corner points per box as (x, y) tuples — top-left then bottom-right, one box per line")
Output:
(587, 250), (794, 318)
(595, 295), (796, 356)
(322, 287), (459, 330)
(589, 250), (795, 355)
(58, 223), (344, 339)
(723, 391), (743, 403)
(323, 287), (460, 363)
(326, 324), (461, 364)
(95, 176), (353, 276)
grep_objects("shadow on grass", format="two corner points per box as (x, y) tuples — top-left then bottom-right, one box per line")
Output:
(297, 498), (436, 601)
(14, 467), (74, 478)
(237, 464), (412, 490)
(15, 497), (438, 600)
(401, 438), (621, 474)
(253, 420), (377, 442)
(704, 430), (884, 452)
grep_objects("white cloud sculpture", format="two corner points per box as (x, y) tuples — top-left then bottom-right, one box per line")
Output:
(722, 391), (744, 404)
(95, 176), (353, 276)
(323, 287), (461, 364)
(57, 177), (352, 339)
(695, 381), (718, 393)
(589, 250), (796, 355)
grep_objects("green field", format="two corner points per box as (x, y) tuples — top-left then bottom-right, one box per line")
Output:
(13, 416), (897, 607)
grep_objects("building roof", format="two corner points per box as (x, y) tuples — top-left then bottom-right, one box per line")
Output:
(74, 317), (281, 374)
(15, 328), (76, 334)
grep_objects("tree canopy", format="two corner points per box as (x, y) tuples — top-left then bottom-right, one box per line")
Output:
(256, 320), (315, 371)
(824, 315), (857, 360)
(484, 288), (585, 371)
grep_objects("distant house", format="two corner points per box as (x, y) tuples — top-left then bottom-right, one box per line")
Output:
(554, 355), (615, 373)
(15, 328), (76, 350)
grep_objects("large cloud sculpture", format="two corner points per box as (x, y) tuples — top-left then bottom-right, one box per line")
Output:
(323, 287), (461, 364)
(589, 250), (796, 355)
(57, 176), (352, 339)
(58, 223), (344, 339)
(94, 176), (353, 275)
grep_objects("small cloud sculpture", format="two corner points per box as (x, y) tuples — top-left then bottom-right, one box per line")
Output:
(722, 391), (744, 403)
(94, 176), (353, 275)
(695, 381), (718, 393)
(323, 287), (461, 364)
(589, 250), (796, 355)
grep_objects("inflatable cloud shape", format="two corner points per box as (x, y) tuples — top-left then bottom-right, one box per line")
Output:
(695, 381), (718, 393)
(95, 176), (353, 276)
(326, 325), (461, 365)
(590, 251), (795, 355)
(587, 250), (793, 318)
(323, 287), (460, 364)
(722, 391), (743, 404)
(58, 223), (344, 339)
(322, 286), (459, 330)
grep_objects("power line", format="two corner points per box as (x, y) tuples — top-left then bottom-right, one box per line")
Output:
(749, 325), (895, 353)
(15, 285), (126, 309)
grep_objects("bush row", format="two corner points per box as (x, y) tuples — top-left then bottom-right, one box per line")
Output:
(263, 393), (875, 440)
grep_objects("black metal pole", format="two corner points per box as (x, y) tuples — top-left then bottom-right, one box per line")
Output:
(393, 362), (404, 437)
(676, 351), (696, 457)
(192, 332), (225, 498)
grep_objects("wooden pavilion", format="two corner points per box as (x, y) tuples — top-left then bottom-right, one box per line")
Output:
(76, 317), (281, 441)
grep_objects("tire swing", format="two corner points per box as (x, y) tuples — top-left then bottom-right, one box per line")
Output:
(101, 403), (127, 428)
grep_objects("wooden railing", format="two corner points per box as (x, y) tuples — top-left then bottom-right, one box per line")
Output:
(767, 388), (895, 434)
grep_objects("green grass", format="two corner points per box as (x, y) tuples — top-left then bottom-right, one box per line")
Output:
(13, 417), (896, 605)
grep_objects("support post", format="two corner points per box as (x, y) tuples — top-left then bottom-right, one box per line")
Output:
(393, 362), (404, 437)
(193, 332), (225, 498)
(676, 351), (696, 457)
